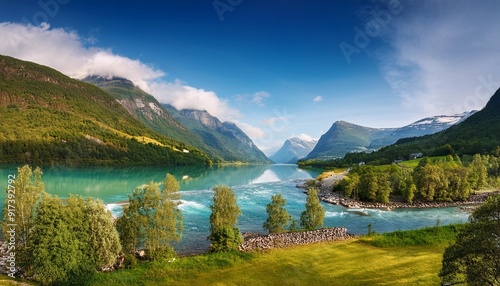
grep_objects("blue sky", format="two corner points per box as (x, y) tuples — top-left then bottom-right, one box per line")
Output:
(1, 0), (500, 154)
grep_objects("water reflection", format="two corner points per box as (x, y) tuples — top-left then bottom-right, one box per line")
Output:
(0, 164), (321, 204)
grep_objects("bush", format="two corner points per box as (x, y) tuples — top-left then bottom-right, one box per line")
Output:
(123, 253), (137, 269)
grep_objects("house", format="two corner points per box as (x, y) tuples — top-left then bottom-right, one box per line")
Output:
(409, 153), (423, 160)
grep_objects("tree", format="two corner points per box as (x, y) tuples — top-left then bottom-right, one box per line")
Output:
(27, 194), (91, 285)
(150, 174), (183, 258)
(82, 197), (122, 269)
(208, 185), (242, 252)
(468, 154), (488, 190)
(26, 194), (119, 286)
(413, 163), (447, 201)
(116, 174), (183, 258)
(300, 188), (325, 230)
(3, 165), (45, 268)
(263, 193), (292, 233)
(440, 195), (500, 286)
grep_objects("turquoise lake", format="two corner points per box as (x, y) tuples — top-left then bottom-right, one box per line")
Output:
(0, 164), (470, 254)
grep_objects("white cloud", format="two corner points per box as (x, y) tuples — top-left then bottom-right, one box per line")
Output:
(313, 96), (323, 103)
(380, 0), (500, 116)
(0, 22), (241, 121)
(251, 91), (270, 106)
(146, 79), (241, 121)
(231, 120), (267, 139)
(295, 133), (317, 142)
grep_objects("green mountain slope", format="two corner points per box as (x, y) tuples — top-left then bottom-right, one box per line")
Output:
(304, 112), (475, 161)
(82, 76), (204, 145)
(0, 55), (211, 166)
(84, 76), (270, 163)
(164, 105), (272, 164)
(338, 88), (500, 165)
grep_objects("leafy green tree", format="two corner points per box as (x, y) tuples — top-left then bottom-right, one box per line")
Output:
(27, 194), (94, 286)
(413, 163), (447, 201)
(82, 197), (122, 268)
(300, 188), (325, 230)
(376, 173), (392, 204)
(263, 193), (292, 233)
(440, 195), (500, 285)
(403, 176), (416, 204)
(468, 154), (488, 190)
(150, 174), (183, 258)
(116, 174), (183, 258)
(2, 165), (45, 268)
(208, 185), (242, 252)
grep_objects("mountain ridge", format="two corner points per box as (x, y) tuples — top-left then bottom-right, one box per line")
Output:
(0, 55), (211, 166)
(84, 76), (271, 164)
(164, 104), (272, 164)
(305, 111), (476, 160)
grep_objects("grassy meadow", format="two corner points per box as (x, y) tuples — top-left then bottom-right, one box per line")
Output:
(86, 225), (459, 286)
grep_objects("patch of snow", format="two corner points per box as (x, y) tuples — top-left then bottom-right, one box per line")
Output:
(436, 116), (460, 124)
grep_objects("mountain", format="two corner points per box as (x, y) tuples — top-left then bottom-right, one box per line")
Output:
(164, 105), (272, 164)
(82, 76), (210, 152)
(305, 112), (476, 160)
(270, 137), (318, 164)
(85, 76), (270, 164)
(0, 55), (211, 166)
(336, 88), (500, 165)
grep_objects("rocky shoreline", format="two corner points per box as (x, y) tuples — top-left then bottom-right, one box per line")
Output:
(317, 191), (498, 210)
(297, 175), (500, 210)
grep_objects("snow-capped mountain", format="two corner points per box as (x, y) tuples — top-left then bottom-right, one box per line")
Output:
(270, 136), (318, 164)
(404, 112), (476, 130)
(305, 111), (477, 160)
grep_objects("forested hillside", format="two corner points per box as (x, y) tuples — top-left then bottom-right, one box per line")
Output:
(85, 76), (270, 164)
(0, 55), (211, 166)
(301, 88), (500, 167)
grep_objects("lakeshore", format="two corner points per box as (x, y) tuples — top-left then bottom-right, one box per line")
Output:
(298, 171), (500, 210)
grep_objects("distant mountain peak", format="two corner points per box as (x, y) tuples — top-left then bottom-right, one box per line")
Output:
(304, 111), (476, 160)
(270, 136), (318, 164)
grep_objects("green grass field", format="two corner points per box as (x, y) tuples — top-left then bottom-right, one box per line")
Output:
(88, 225), (459, 286)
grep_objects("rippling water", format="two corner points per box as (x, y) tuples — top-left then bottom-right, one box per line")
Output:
(0, 165), (470, 254)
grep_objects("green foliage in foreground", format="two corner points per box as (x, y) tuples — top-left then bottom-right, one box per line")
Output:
(116, 174), (183, 259)
(208, 185), (243, 252)
(359, 224), (463, 248)
(90, 225), (460, 286)
(263, 193), (292, 233)
(440, 195), (500, 286)
(300, 188), (325, 230)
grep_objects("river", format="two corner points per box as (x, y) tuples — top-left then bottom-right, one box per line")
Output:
(0, 164), (470, 254)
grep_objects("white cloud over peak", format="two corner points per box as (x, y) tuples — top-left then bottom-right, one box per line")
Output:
(295, 133), (317, 142)
(231, 120), (267, 139)
(0, 22), (242, 122)
(380, 0), (500, 116)
(146, 79), (241, 121)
